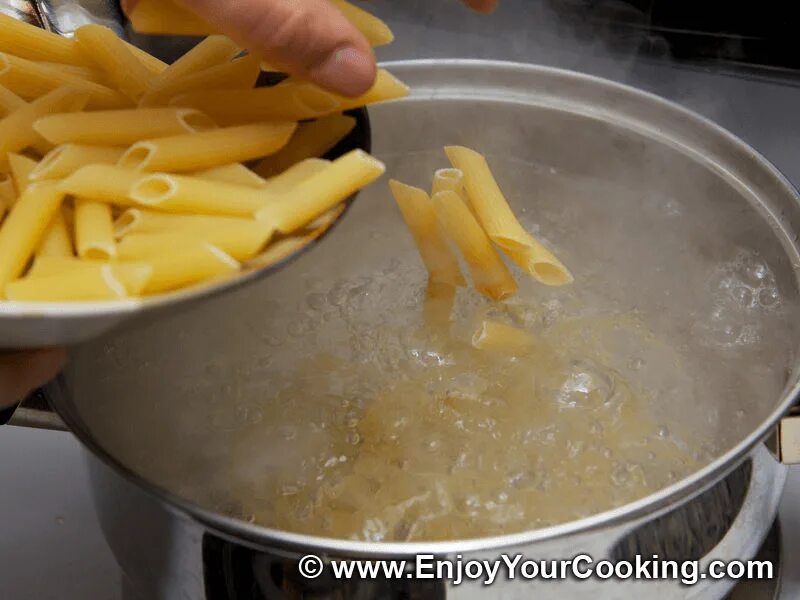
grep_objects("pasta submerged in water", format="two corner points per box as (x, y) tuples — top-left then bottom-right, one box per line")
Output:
(0, 9), (403, 302)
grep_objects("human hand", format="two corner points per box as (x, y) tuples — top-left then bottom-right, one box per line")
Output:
(122, 0), (498, 96)
(0, 348), (66, 410)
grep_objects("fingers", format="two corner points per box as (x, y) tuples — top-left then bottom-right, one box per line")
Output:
(462, 0), (499, 13)
(0, 348), (67, 409)
(174, 0), (377, 97)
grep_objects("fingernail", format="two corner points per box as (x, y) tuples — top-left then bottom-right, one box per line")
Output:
(311, 47), (376, 97)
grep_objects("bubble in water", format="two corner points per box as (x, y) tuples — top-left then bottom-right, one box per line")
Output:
(554, 360), (616, 410)
(628, 357), (645, 371)
(758, 287), (780, 308)
(327, 280), (350, 307)
(306, 293), (327, 311)
(657, 426), (669, 439)
(737, 253), (771, 286)
(731, 286), (754, 308)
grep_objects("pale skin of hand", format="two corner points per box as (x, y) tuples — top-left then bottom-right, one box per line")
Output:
(122, 0), (498, 96)
(0, 348), (66, 410)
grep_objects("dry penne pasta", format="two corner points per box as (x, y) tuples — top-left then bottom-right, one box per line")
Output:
(263, 159), (330, 194)
(114, 208), (257, 238)
(150, 36), (241, 89)
(195, 164), (268, 188)
(0, 183), (65, 294)
(0, 14), (87, 66)
(472, 320), (537, 354)
(0, 173), (15, 210)
(329, 0), (394, 46)
(140, 242), (240, 294)
(0, 52), (129, 109)
(171, 69), (409, 124)
(123, 42), (169, 75)
(35, 207), (73, 258)
(75, 199), (116, 260)
(28, 257), (153, 296)
(33, 107), (216, 146)
(119, 121), (297, 172)
(0, 87), (90, 162)
(257, 150), (384, 233)
(445, 145), (573, 286)
(432, 168), (465, 196)
(128, 172), (275, 216)
(431, 190), (518, 301)
(74, 25), (156, 102)
(38, 62), (106, 84)
(6, 264), (127, 301)
(32, 144), (126, 181)
(139, 55), (261, 107)
(253, 114), (357, 178)
(59, 165), (142, 205)
(0, 196), (8, 223)
(0, 83), (25, 115)
(128, 0), (216, 36)
(388, 180), (466, 288)
(8, 153), (38, 195)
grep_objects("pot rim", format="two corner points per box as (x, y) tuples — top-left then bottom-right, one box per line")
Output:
(52, 59), (800, 558)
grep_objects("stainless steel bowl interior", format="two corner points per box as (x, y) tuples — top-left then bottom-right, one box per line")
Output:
(50, 60), (800, 556)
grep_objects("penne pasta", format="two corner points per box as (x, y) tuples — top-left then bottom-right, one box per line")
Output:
(128, 0), (216, 36)
(388, 180), (466, 288)
(257, 150), (384, 233)
(27, 257), (153, 295)
(253, 114), (357, 178)
(128, 172), (275, 216)
(33, 107), (216, 146)
(0, 173), (15, 215)
(35, 207), (73, 258)
(445, 145), (573, 286)
(0, 183), (65, 294)
(140, 242), (241, 294)
(74, 25), (156, 102)
(118, 223), (274, 262)
(431, 190), (518, 301)
(0, 84), (25, 115)
(75, 199), (116, 260)
(263, 159), (330, 194)
(329, 0), (394, 46)
(8, 153), (38, 196)
(114, 208), (257, 238)
(6, 264), (127, 302)
(58, 165), (142, 205)
(0, 87), (90, 162)
(31, 144), (125, 181)
(139, 55), (261, 107)
(171, 69), (409, 125)
(0, 197), (7, 223)
(195, 164), (267, 188)
(0, 14), (87, 66)
(119, 121), (297, 172)
(471, 320), (537, 355)
(431, 168), (465, 196)
(124, 42), (169, 75)
(38, 62), (106, 84)
(0, 52), (130, 109)
(423, 281), (457, 331)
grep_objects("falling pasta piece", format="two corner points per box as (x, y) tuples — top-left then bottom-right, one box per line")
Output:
(431, 168), (465, 196)
(472, 320), (537, 354)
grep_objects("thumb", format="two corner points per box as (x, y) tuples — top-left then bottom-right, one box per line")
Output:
(173, 0), (377, 97)
(0, 348), (67, 409)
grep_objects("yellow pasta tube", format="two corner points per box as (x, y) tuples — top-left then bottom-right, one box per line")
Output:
(0, 87), (90, 162)
(128, 0), (216, 36)
(423, 281), (457, 330)
(431, 168), (465, 196)
(388, 180), (466, 288)
(38, 62), (106, 85)
(0, 14), (87, 66)
(264, 159), (330, 194)
(0, 198), (7, 223)
(431, 190), (518, 301)
(8, 153), (38, 197)
(445, 145), (573, 286)
(124, 42), (169, 76)
(6, 265), (127, 302)
(36, 207), (73, 258)
(75, 199), (116, 260)
(141, 242), (240, 294)
(119, 122), (296, 172)
(253, 114), (357, 178)
(114, 208), (257, 237)
(472, 320), (537, 354)
(118, 223), (274, 262)
(256, 150), (384, 233)
(28, 256), (152, 296)
(74, 25), (156, 102)
(171, 69), (409, 124)
(34, 108), (216, 146)
(0, 52), (130, 109)
(0, 174), (14, 216)
(0, 84), (25, 115)
(329, 0), (394, 46)
(139, 55), (261, 107)
(128, 173), (274, 216)
(58, 165), (142, 205)
(195, 164), (267, 188)
(32, 144), (126, 181)
(0, 183), (64, 294)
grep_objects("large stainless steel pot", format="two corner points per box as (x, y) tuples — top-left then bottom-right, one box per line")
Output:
(33, 60), (800, 599)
